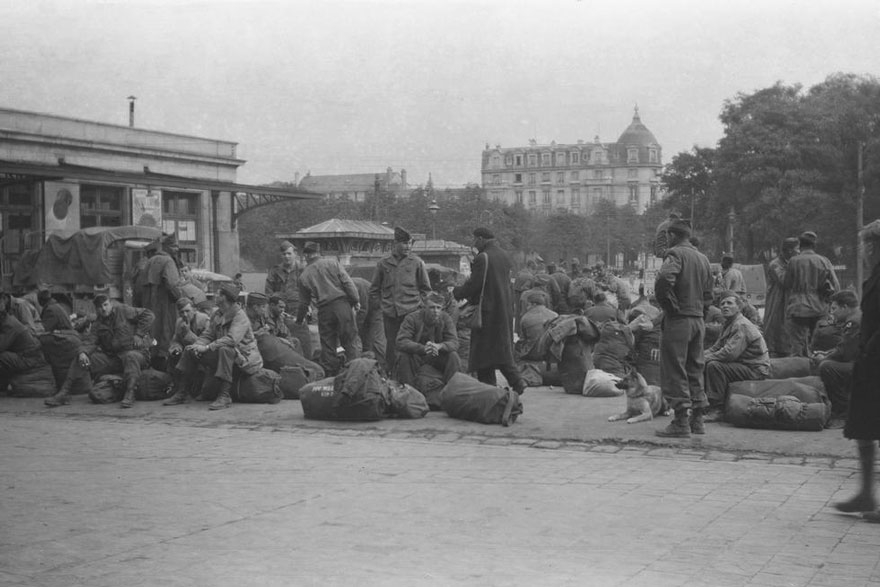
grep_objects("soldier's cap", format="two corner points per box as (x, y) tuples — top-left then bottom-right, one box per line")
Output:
(473, 226), (495, 239)
(860, 219), (880, 242)
(162, 232), (178, 247)
(279, 240), (295, 252)
(268, 295), (284, 305)
(145, 239), (162, 254)
(782, 237), (799, 249)
(393, 226), (413, 243)
(667, 218), (692, 236)
(799, 231), (818, 245)
(218, 282), (241, 303)
(176, 297), (194, 311)
(246, 292), (268, 306)
(302, 241), (319, 254)
(722, 253), (734, 262)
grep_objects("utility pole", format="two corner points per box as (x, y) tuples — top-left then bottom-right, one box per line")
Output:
(727, 207), (735, 255)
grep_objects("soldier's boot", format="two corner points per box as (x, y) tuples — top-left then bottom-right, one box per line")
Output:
(689, 407), (706, 435)
(208, 380), (232, 411)
(163, 378), (191, 406)
(120, 377), (137, 409)
(655, 409), (691, 438)
(835, 442), (877, 513)
(44, 378), (73, 408)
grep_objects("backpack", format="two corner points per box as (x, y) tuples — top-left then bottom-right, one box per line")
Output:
(300, 359), (389, 421)
(89, 374), (124, 404)
(440, 373), (522, 426)
(279, 364), (323, 400)
(234, 368), (283, 404)
(136, 368), (173, 401)
(386, 381), (429, 419)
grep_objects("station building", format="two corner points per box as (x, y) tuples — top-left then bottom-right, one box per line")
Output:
(0, 106), (317, 285)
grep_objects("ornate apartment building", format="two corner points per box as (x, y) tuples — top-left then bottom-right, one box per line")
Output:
(480, 108), (663, 215)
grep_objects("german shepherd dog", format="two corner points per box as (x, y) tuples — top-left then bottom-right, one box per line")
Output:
(607, 368), (669, 424)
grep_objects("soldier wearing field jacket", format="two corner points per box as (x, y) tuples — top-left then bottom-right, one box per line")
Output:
(653, 219), (714, 438)
(370, 226), (431, 377)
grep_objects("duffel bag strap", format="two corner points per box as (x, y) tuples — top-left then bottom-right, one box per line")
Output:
(501, 388), (518, 427)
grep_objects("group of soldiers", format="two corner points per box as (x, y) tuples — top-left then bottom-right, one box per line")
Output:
(29, 225), (508, 410)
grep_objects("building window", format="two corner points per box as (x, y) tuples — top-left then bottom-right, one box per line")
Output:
(556, 172), (565, 185)
(628, 185), (638, 206)
(528, 173), (536, 186)
(627, 168), (638, 179)
(505, 155), (513, 166)
(570, 171), (579, 182)
(627, 148), (639, 163)
(81, 184), (124, 228)
(556, 190), (565, 205)
(541, 172), (551, 183)
(571, 188), (581, 208)
(556, 152), (566, 166)
(571, 151), (580, 164)
(515, 191), (523, 205)
(593, 169), (603, 180)
(0, 182), (36, 257)
(541, 153), (551, 166)
(592, 187), (603, 202)
(648, 148), (658, 163)
(593, 149), (604, 164)
(650, 184), (658, 205)
(492, 174), (501, 185)
(528, 191), (537, 206)
(542, 190), (551, 204)
(528, 154), (538, 167)
(514, 173), (523, 184)
(515, 154), (523, 166)
(162, 191), (200, 265)
(490, 154), (502, 169)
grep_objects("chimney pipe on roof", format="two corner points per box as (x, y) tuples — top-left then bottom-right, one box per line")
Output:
(127, 96), (137, 127)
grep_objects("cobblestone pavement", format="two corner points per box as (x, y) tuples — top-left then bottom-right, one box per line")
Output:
(2, 414), (879, 587)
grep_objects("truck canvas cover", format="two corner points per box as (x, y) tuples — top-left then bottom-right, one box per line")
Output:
(15, 226), (162, 287)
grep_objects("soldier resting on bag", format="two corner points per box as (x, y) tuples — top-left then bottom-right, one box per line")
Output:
(44, 294), (154, 409)
(395, 292), (461, 391)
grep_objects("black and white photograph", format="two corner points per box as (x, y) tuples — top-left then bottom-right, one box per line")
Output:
(1, 0), (880, 585)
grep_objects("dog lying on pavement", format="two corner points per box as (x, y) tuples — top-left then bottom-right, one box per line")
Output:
(608, 369), (670, 424)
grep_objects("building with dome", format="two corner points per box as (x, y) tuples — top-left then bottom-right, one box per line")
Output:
(480, 108), (663, 215)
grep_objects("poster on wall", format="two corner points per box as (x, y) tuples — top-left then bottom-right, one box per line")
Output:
(132, 188), (162, 227)
(44, 182), (80, 232)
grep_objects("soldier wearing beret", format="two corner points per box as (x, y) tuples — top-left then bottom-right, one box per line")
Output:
(783, 231), (840, 356)
(653, 218), (714, 438)
(370, 226), (431, 377)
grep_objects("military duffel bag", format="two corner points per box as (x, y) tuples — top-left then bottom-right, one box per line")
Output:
(440, 372), (522, 426)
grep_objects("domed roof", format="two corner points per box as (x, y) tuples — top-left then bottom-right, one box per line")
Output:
(616, 106), (658, 146)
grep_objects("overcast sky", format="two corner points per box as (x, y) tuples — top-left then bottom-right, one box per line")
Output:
(0, 0), (877, 188)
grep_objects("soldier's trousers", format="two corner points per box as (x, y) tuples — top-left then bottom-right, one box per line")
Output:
(660, 315), (707, 411)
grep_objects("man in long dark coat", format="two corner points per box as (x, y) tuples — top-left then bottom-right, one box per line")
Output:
(139, 234), (183, 368)
(453, 227), (526, 394)
(764, 237), (798, 357)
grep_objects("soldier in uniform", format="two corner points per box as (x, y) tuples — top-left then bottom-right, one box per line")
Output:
(265, 240), (312, 359)
(653, 219), (714, 438)
(813, 290), (861, 428)
(784, 231), (840, 357)
(369, 226), (431, 377)
(764, 238), (799, 357)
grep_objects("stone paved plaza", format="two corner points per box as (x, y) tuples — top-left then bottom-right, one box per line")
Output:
(1, 414), (879, 587)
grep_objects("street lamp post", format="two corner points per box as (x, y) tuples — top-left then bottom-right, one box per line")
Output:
(428, 199), (440, 240)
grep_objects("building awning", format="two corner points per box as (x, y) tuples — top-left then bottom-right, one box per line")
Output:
(0, 159), (321, 200)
